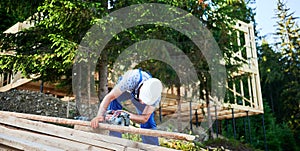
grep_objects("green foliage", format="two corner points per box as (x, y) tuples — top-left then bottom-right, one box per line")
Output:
(258, 41), (285, 121)
(273, 0), (300, 144)
(204, 138), (258, 151)
(122, 133), (142, 142)
(1, 0), (255, 92)
(256, 0), (300, 148)
(0, 0), (108, 86)
(219, 102), (297, 150)
(160, 139), (204, 151)
(0, 0), (43, 32)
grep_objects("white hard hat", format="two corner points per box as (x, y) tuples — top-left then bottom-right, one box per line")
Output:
(139, 78), (162, 106)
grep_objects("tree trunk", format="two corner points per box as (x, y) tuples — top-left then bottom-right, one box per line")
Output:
(98, 53), (108, 103)
(205, 86), (213, 139)
(76, 62), (82, 115)
(98, 1), (109, 104)
(176, 84), (182, 132)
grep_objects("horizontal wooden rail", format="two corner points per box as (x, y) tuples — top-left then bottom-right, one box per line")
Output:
(0, 111), (195, 141)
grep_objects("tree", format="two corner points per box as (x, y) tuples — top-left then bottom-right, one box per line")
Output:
(1, 0), (255, 132)
(274, 0), (300, 142)
(0, 0), (107, 86)
(258, 40), (285, 118)
(0, 0), (43, 32)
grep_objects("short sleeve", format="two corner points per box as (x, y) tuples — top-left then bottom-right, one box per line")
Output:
(116, 70), (140, 92)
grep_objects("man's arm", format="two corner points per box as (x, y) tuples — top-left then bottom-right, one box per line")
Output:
(97, 88), (122, 116)
(125, 105), (156, 124)
(91, 87), (122, 128)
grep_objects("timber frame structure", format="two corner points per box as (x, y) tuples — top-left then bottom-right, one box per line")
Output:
(154, 20), (263, 125)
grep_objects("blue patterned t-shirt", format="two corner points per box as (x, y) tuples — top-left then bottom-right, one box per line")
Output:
(115, 69), (160, 107)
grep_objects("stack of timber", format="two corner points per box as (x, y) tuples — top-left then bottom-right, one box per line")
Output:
(0, 111), (195, 151)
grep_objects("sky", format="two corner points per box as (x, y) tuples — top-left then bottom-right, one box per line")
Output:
(254, 0), (300, 44)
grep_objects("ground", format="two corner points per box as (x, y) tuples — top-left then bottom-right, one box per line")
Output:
(0, 89), (79, 118)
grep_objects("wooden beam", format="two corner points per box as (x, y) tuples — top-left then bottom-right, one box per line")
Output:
(0, 115), (177, 151)
(0, 115), (124, 151)
(0, 78), (32, 92)
(0, 125), (109, 151)
(74, 125), (109, 135)
(0, 111), (195, 141)
(0, 133), (63, 151)
(161, 102), (205, 112)
(224, 104), (263, 113)
(161, 106), (261, 123)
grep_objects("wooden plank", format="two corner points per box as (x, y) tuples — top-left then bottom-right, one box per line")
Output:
(165, 106), (224, 118)
(161, 102), (204, 112)
(73, 125), (177, 151)
(179, 110), (260, 123)
(0, 51), (16, 56)
(0, 144), (21, 151)
(0, 78), (32, 92)
(0, 111), (195, 141)
(234, 20), (249, 33)
(74, 125), (109, 135)
(0, 115), (128, 151)
(226, 86), (253, 106)
(227, 103), (263, 113)
(0, 133), (63, 151)
(0, 115), (177, 151)
(3, 22), (21, 34)
(164, 106), (262, 123)
(0, 125), (109, 151)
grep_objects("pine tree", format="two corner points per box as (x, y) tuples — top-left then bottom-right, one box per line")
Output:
(274, 0), (300, 144)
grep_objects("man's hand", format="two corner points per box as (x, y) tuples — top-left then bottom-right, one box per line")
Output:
(90, 116), (105, 128)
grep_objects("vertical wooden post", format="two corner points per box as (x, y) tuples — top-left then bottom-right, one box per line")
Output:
(262, 114), (268, 151)
(225, 119), (229, 137)
(249, 24), (263, 110)
(7, 73), (10, 85)
(243, 117), (247, 143)
(246, 111), (252, 144)
(189, 99), (193, 132)
(40, 80), (44, 93)
(233, 82), (237, 104)
(9, 72), (13, 84)
(251, 75), (258, 108)
(240, 79), (245, 106)
(236, 30), (242, 59)
(215, 105), (218, 138)
(67, 98), (70, 118)
(0, 73), (3, 86)
(195, 109), (199, 127)
(231, 108), (236, 139)
(159, 101), (162, 123)
(247, 77), (253, 107)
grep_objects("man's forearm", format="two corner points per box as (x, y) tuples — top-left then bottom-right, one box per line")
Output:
(97, 94), (113, 116)
(128, 112), (150, 124)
